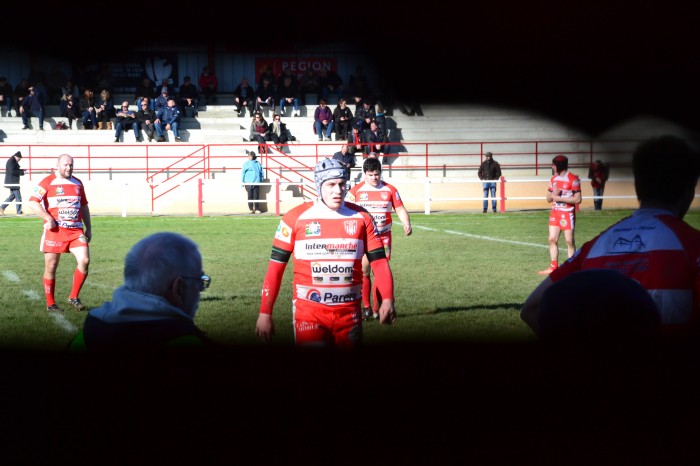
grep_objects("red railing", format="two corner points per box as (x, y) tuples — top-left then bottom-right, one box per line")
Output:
(3, 138), (643, 211)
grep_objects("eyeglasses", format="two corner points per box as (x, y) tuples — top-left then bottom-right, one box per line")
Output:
(182, 274), (211, 291)
(141, 104), (149, 106)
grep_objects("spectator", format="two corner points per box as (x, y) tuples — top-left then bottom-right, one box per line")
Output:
(154, 87), (170, 115)
(177, 76), (199, 117)
(46, 62), (68, 104)
(332, 143), (356, 182)
(19, 85), (46, 130)
(254, 76), (275, 114)
(313, 99), (334, 141)
(1, 151), (25, 216)
(255, 158), (397, 348)
(233, 77), (255, 118)
(477, 151), (502, 213)
(136, 98), (157, 142)
(248, 112), (271, 155)
(269, 113), (291, 152)
(537, 154), (582, 275)
(154, 97), (182, 142)
(134, 76), (156, 112)
(520, 135), (700, 335)
(62, 93), (80, 129)
(27, 63), (48, 98)
(28, 153), (92, 313)
(242, 151), (264, 214)
(67, 232), (214, 351)
(347, 157), (412, 320)
(95, 89), (116, 130)
(354, 98), (376, 132)
(348, 119), (364, 158)
(348, 65), (372, 101)
(257, 64), (275, 90)
(13, 78), (30, 117)
(299, 69), (320, 104)
(318, 68), (344, 102)
(154, 78), (174, 98)
(113, 101), (141, 143)
(60, 79), (80, 107)
(277, 75), (300, 117)
(362, 120), (388, 156)
(276, 69), (298, 92)
(95, 64), (113, 94)
(332, 97), (353, 141)
(588, 159), (610, 210)
(374, 104), (388, 136)
(198, 65), (218, 105)
(0, 76), (13, 117)
(521, 134), (700, 337)
(79, 88), (98, 130)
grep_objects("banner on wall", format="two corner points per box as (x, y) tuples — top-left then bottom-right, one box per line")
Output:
(78, 53), (179, 94)
(254, 57), (337, 83)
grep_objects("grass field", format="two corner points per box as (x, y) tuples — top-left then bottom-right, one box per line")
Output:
(3, 208), (699, 351)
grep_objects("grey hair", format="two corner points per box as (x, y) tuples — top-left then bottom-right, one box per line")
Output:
(123, 232), (202, 295)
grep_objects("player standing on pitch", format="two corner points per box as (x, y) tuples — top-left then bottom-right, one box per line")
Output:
(28, 153), (92, 312)
(255, 158), (396, 348)
(538, 154), (581, 275)
(346, 157), (412, 321)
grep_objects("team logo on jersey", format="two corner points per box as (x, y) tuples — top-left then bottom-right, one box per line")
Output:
(559, 218), (568, 228)
(380, 192), (389, 200)
(344, 220), (357, 236)
(55, 186), (64, 195)
(613, 234), (645, 252)
(33, 186), (46, 196)
(359, 192), (369, 201)
(274, 220), (292, 244)
(305, 221), (321, 236)
(306, 289), (322, 302)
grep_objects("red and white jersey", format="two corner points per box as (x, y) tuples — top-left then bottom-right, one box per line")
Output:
(550, 208), (700, 327)
(272, 199), (384, 314)
(346, 180), (405, 234)
(29, 173), (89, 229)
(548, 171), (580, 212)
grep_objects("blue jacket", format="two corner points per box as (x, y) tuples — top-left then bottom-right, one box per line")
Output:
(158, 105), (181, 125)
(242, 158), (263, 183)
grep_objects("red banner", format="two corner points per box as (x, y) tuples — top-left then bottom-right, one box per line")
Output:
(255, 57), (337, 83)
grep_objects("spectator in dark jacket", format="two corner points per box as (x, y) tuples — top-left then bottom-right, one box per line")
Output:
(333, 98), (353, 141)
(332, 144), (356, 182)
(1, 151), (25, 215)
(177, 76), (199, 117)
(136, 98), (157, 142)
(233, 77), (255, 117)
(362, 120), (387, 156)
(477, 151), (502, 213)
(0, 76), (13, 117)
(19, 85), (46, 130)
(254, 76), (275, 114)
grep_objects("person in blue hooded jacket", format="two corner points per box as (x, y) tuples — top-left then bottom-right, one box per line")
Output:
(241, 150), (264, 214)
(67, 232), (213, 351)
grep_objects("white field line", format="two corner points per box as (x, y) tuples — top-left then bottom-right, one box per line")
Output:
(3, 269), (78, 335)
(412, 224), (565, 251)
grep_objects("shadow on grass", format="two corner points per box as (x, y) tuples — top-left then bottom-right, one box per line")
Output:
(433, 302), (522, 314)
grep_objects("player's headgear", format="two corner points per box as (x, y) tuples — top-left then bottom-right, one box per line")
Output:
(314, 158), (347, 196)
